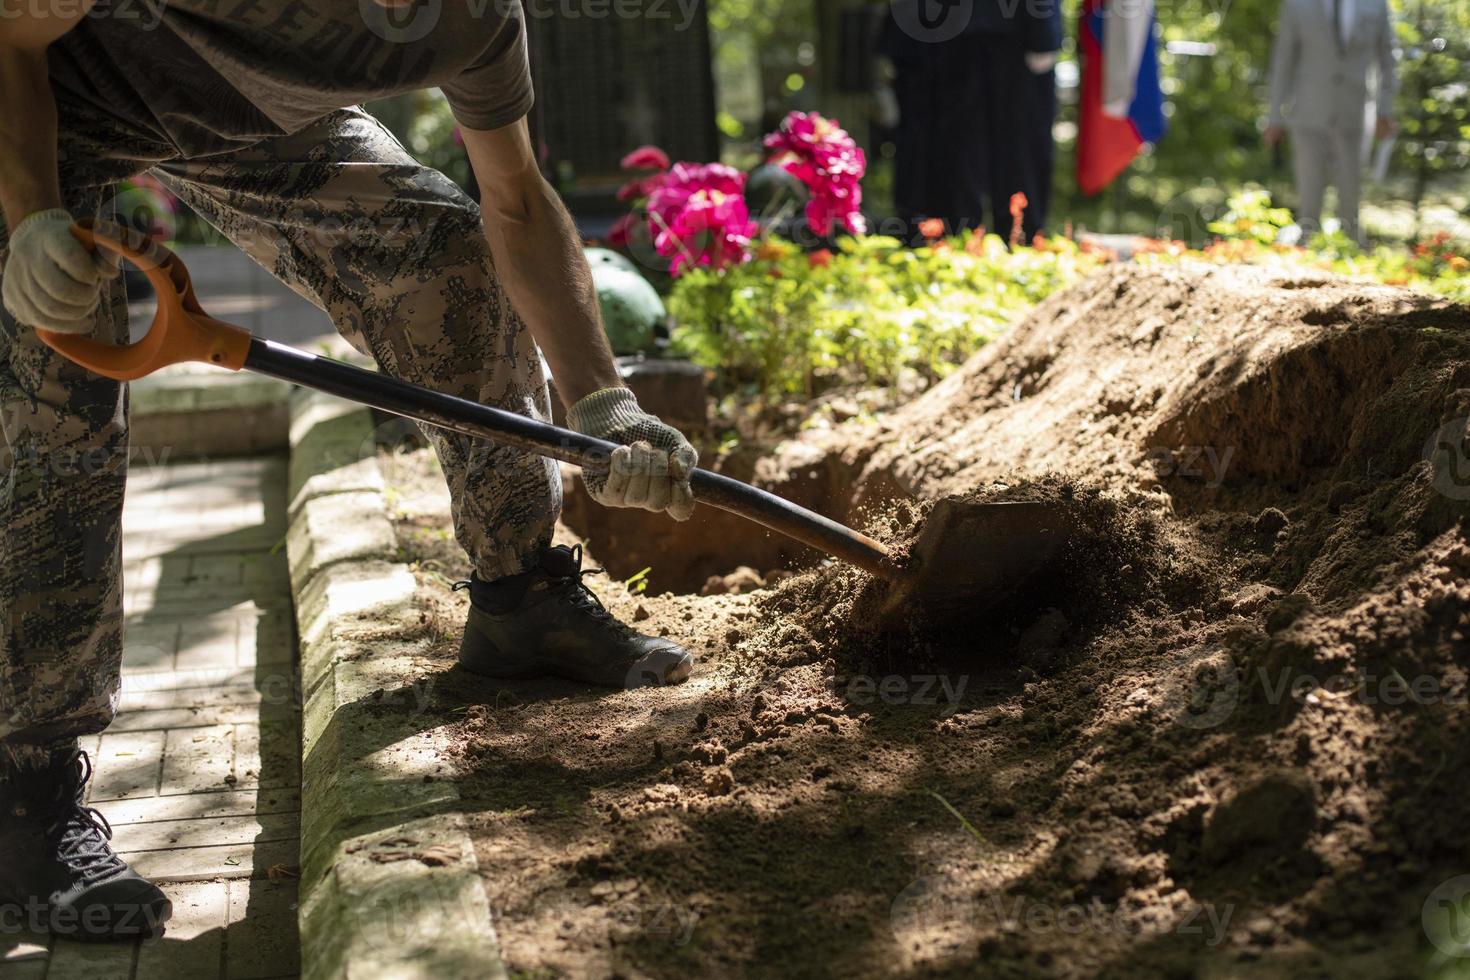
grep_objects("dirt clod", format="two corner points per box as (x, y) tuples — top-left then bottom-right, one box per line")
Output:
(703, 767), (736, 796)
(1203, 771), (1317, 861)
(1255, 506), (1290, 537)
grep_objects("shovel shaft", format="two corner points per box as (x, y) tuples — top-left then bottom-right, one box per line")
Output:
(34, 223), (901, 581)
(246, 339), (902, 580)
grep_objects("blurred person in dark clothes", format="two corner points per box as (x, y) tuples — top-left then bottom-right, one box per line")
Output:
(877, 0), (1062, 238)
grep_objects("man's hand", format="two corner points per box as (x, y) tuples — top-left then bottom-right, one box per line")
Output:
(1024, 51), (1058, 74)
(460, 121), (695, 517)
(1, 209), (115, 333)
(1375, 116), (1396, 140)
(568, 387), (696, 521)
(1263, 125), (1285, 147)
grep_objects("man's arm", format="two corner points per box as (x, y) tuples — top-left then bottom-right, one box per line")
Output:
(0, 6), (87, 231)
(1, 3), (117, 335)
(459, 118), (697, 521)
(1264, 0), (1299, 142)
(459, 118), (621, 408)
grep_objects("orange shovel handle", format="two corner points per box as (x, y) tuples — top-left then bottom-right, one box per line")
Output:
(33, 220), (252, 382)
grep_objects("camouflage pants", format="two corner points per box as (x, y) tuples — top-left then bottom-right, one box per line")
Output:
(0, 105), (560, 767)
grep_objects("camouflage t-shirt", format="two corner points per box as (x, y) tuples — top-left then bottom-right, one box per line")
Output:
(48, 0), (533, 157)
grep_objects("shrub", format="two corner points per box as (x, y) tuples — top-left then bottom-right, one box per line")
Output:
(667, 232), (1104, 395)
(667, 190), (1470, 398)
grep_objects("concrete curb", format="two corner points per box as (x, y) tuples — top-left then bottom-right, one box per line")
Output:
(132, 363), (293, 460)
(286, 389), (507, 980)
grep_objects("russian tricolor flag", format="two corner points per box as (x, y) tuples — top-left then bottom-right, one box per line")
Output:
(1077, 0), (1167, 195)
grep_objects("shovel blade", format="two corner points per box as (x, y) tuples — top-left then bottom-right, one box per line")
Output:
(878, 498), (1075, 630)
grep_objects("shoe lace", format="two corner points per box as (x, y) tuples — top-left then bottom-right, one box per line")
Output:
(41, 752), (125, 885)
(553, 545), (629, 632)
(455, 546), (630, 634)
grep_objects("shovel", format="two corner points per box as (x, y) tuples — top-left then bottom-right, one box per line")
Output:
(38, 222), (1071, 629)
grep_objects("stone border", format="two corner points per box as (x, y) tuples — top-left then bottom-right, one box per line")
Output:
(132, 363), (293, 460)
(286, 389), (507, 980)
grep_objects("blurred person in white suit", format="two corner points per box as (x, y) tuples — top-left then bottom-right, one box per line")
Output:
(1265, 0), (1398, 243)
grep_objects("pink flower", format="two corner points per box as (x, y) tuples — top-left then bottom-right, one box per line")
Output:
(616, 174), (664, 203)
(611, 150), (756, 275)
(620, 145), (671, 172)
(645, 163), (755, 275)
(606, 212), (636, 248)
(646, 163), (744, 224)
(763, 112), (867, 237)
(615, 145), (674, 204)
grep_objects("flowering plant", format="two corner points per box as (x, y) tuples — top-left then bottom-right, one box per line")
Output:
(607, 112), (869, 277)
(1007, 193), (1029, 248)
(667, 231), (1100, 395)
(609, 150), (757, 275)
(763, 111), (867, 238)
(664, 185), (1470, 398)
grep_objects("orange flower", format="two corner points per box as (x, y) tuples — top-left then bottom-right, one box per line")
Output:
(964, 229), (988, 256)
(756, 241), (790, 261)
(808, 248), (834, 268)
(918, 217), (945, 240)
(1008, 193), (1029, 248)
(1449, 255), (1468, 271)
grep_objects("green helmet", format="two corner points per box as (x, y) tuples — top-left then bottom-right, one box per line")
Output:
(592, 265), (664, 354)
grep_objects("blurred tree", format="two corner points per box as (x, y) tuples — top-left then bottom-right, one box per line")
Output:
(708, 0), (818, 155)
(1392, 0), (1470, 233)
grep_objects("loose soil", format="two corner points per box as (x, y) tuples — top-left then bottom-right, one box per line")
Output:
(380, 261), (1470, 978)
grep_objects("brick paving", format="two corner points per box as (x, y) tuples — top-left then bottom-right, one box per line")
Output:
(1, 456), (302, 979)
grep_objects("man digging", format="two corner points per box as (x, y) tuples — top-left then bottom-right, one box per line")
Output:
(0, 0), (698, 941)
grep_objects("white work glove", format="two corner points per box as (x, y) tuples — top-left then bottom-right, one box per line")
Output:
(567, 386), (697, 521)
(2, 208), (116, 334)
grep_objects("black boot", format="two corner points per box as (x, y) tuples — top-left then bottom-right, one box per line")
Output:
(458, 544), (694, 688)
(0, 749), (171, 942)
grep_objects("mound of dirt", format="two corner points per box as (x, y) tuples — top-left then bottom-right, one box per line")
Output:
(789, 261), (1466, 508)
(387, 263), (1469, 977)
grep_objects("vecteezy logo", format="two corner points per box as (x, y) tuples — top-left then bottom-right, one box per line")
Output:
(1425, 416), (1470, 501)
(889, 0), (974, 43)
(1158, 645), (1239, 730)
(360, 0), (443, 43)
(1422, 875), (1470, 958)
